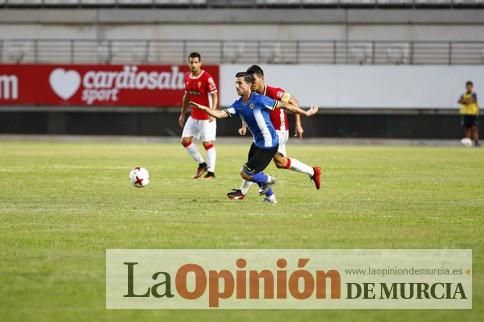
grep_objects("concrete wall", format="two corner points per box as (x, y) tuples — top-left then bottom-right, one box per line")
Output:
(1, 9), (484, 41)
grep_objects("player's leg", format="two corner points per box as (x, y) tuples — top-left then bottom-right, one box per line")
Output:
(240, 144), (278, 203)
(471, 116), (479, 146)
(272, 130), (322, 190)
(181, 117), (207, 178)
(463, 116), (472, 139)
(228, 144), (256, 199)
(465, 127), (472, 140)
(201, 119), (217, 179)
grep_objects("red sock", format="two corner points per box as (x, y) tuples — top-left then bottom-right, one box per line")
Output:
(284, 158), (291, 169)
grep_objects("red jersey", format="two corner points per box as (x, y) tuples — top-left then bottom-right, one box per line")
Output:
(184, 70), (218, 120)
(263, 84), (290, 131)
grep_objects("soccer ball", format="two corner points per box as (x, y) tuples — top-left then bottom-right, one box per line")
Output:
(129, 167), (150, 188)
(460, 138), (473, 147)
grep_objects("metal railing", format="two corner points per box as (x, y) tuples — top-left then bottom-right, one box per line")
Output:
(1, 39), (484, 65)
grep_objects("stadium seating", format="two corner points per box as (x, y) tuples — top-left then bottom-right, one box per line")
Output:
(0, 0), (483, 7)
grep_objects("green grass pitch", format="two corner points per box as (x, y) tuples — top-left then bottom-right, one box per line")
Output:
(0, 140), (483, 321)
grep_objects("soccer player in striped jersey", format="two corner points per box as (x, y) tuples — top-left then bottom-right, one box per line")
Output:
(179, 52), (218, 179)
(228, 65), (321, 200)
(190, 72), (318, 203)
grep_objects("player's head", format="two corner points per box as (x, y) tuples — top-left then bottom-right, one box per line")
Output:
(466, 81), (474, 92)
(247, 65), (265, 92)
(235, 72), (255, 97)
(188, 52), (202, 74)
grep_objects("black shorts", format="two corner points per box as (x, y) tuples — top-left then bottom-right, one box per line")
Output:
(461, 115), (478, 128)
(243, 143), (279, 175)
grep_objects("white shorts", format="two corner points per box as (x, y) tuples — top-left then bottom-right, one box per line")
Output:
(276, 130), (289, 156)
(181, 116), (217, 142)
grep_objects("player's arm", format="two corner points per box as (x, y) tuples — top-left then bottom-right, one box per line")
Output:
(238, 120), (247, 136)
(208, 91), (218, 122)
(459, 94), (475, 105)
(209, 91), (218, 110)
(289, 96), (304, 139)
(190, 101), (230, 119)
(179, 92), (189, 128)
(277, 100), (319, 117)
(474, 93), (479, 114)
(458, 95), (465, 104)
(469, 93), (478, 104)
(207, 77), (219, 122)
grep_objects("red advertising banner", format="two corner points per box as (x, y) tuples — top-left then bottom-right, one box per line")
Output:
(0, 64), (219, 107)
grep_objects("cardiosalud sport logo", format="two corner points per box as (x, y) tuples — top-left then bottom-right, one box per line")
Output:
(106, 249), (472, 310)
(48, 65), (185, 105)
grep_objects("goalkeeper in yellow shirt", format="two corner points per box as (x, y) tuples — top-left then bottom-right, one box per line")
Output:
(458, 81), (480, 147)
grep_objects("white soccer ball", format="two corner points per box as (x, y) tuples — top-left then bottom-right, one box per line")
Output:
(129, 167), (150, 188)
(460, 138), (473, 147)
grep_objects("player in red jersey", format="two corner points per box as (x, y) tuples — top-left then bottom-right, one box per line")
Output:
(179, 52), (218, 179)
(228, 65), (321, 200)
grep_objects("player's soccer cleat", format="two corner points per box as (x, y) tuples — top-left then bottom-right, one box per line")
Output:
(203, 171), (216, 180)
(193, 162), (208, 179)
(262, 195), (277, 204)
(311, 166), (322, 190)
(259, 176), (276, 195)
(227, 189), (246, 200)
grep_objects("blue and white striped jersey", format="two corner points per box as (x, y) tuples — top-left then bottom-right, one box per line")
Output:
(225, 92), (279, 149)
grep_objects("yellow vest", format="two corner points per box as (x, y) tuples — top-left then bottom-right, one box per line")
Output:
(459, 92), (479, 115)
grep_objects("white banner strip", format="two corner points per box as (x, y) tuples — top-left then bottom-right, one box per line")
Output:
(220, 65), (484, 109)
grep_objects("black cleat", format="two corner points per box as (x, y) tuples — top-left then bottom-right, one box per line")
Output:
(193, 162), (208, 179)
(203, 171), (216, 180)
(227, 189), (246, 200)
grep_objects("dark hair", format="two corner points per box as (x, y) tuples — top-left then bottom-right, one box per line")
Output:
(247, 65), (264, 78)
(188, 52), (201, 61)
(466, 81), (473, 86)
(235, 72), (255, 85)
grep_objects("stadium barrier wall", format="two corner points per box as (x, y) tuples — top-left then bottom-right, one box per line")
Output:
(0, 64), (481, 139)
(3, 64), (482, 109)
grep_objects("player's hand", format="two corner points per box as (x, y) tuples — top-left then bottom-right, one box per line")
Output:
(305, 105), (319, 117)
(178, 114), (185, 128)
(295, 124), (304, 139)
(209, 116), (215, 122)
(238, 126), (247, 136)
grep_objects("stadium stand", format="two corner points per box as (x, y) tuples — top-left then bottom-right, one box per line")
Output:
(1, 0), (483, 139)
(0, 0), (483, 7)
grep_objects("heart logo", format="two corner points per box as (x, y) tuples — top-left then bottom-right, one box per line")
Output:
(49, 68), (81, 100)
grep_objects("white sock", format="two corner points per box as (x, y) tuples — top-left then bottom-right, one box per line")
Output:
(289, 158), (314, 177)
(185, 143), (204, 164)
(206, 146), (216, 172)
(265, 194), (277, 202)
(239, 180), (253, 195)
